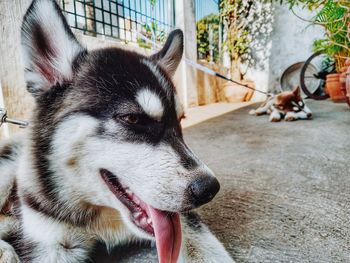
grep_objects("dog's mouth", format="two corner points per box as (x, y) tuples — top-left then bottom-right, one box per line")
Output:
(100, 169), (181, 263)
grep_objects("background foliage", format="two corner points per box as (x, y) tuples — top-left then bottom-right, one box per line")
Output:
(285, 0), (349, 70)
(219, 0), (275, 79)
(196, 14), (220, 63)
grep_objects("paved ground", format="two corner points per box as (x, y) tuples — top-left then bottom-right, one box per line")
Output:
(93, 100), (350, 263)
(181, 102), (253, 128)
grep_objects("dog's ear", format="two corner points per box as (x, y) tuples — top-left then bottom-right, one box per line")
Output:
(150, 29), (184, 77)
(293, 86), (301, 97)
(21, 0), (85, 97)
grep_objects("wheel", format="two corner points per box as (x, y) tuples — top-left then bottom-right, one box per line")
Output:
(300, 51), (334, 100)
(280, 62), (307, 94)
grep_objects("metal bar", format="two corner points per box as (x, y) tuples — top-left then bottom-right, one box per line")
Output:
(115, 2), (120, 38)
(83, 0), (88, 32)
(101, 0), (105, 35)
(172, 0), (175, 27)
(109, 0), (113, 36)
(160, 0), (164, 33)
(145, 0), (147, 22)
(129, 0), (132, 41)
(123, 0), (126, 41)
(73, 0), (78, 28)
(4, 117), (29, 128)
(60, 0), (174, 41)
(93, 0), (97, 33)
(139, 0), (142, 26)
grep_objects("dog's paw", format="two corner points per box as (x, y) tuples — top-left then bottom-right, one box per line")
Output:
(249, 109), (267, 116)
(269, 113), (281, 122)
(270, 117), (281, 122)
(248, 109), (256, 115)
(285, 115), (297, 122)
(269, 109), (281, 122)
(0, 241), (20, 263)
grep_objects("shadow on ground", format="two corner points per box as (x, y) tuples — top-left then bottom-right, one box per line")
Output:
(91, 100), (350, 263)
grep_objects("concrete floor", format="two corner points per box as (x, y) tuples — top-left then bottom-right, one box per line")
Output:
(181, 102), (253, 128)
(92, 100), (350, 263)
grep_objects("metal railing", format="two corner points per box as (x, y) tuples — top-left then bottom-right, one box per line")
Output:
(195, 0), (219, 21)
(195, 0), (221, 63)
(60, 0), (175, 43)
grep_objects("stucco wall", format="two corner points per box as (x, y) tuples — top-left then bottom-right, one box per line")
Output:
(268, 4), (324, 92)
(0, 0), (34, 139)
(175, 0), (198, 107)
(246, 4), (324, 101)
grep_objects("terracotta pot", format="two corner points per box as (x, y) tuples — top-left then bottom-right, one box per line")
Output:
(326, 73), (347, 102)
(241, 80), (255, 101)
(346, 59), (350, 107)
(346, 70), (350, 107)
(223, 82), (248, 103)
(340, 59), (350, 107)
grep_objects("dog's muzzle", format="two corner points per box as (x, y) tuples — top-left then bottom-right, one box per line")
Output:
(187, 173), (220, 208)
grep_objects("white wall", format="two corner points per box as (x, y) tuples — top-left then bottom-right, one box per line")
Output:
(175, 0), (198, 108)
(268, 4), (324, 92)
(0, 0), (34, 139)
(247, 4), (324, 101)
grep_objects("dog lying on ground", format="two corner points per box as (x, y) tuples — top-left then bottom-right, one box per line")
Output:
(0, 0), (234, 262)
(249, 86), (313, 122)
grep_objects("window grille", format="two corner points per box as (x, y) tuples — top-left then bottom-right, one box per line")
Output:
(60, 0), (175, 43)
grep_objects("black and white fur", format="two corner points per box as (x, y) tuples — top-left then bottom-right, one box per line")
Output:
(249, 87), (313, 122)
(0, 0), (234, 262)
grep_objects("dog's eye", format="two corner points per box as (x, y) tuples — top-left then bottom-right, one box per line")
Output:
(118, 114), (160, 126)
(119, 114), (139, 125)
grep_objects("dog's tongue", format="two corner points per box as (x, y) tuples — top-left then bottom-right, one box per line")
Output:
(148, 207), (182, 263)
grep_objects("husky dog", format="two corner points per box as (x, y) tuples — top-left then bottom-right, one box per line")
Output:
(249, 87), (313, 122)
(0, 0), (234, 262)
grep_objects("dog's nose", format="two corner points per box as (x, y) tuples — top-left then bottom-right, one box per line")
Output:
(307, 112), (312, 118)
(188, 176), (220, 207)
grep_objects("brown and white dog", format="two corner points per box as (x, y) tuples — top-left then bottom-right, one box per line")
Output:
(249, 87), (313, 122)
(0, 0), (234, 262)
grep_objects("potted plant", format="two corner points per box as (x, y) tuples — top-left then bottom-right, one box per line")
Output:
(347, 62), (350, 105)
(196, 14), (220, 63)
(344, 22), (350, 105)
(219, 0), (273, 102)
(219, 0), (249, 102)
(288, 0), (350, 102)
(315, 0), (349, 102)
(340, 58), (350, 106)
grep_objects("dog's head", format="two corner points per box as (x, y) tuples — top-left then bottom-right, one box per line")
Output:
(273, 87), (312, 118)
(21, 0), (219, 257)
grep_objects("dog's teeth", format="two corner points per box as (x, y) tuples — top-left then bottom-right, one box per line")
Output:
(140, 217), (148, 226)
(133, 212), (142, 219)
(147, 218), (152, 225)
(125, 189), (133, 196)
(133, 197), (140, 205)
